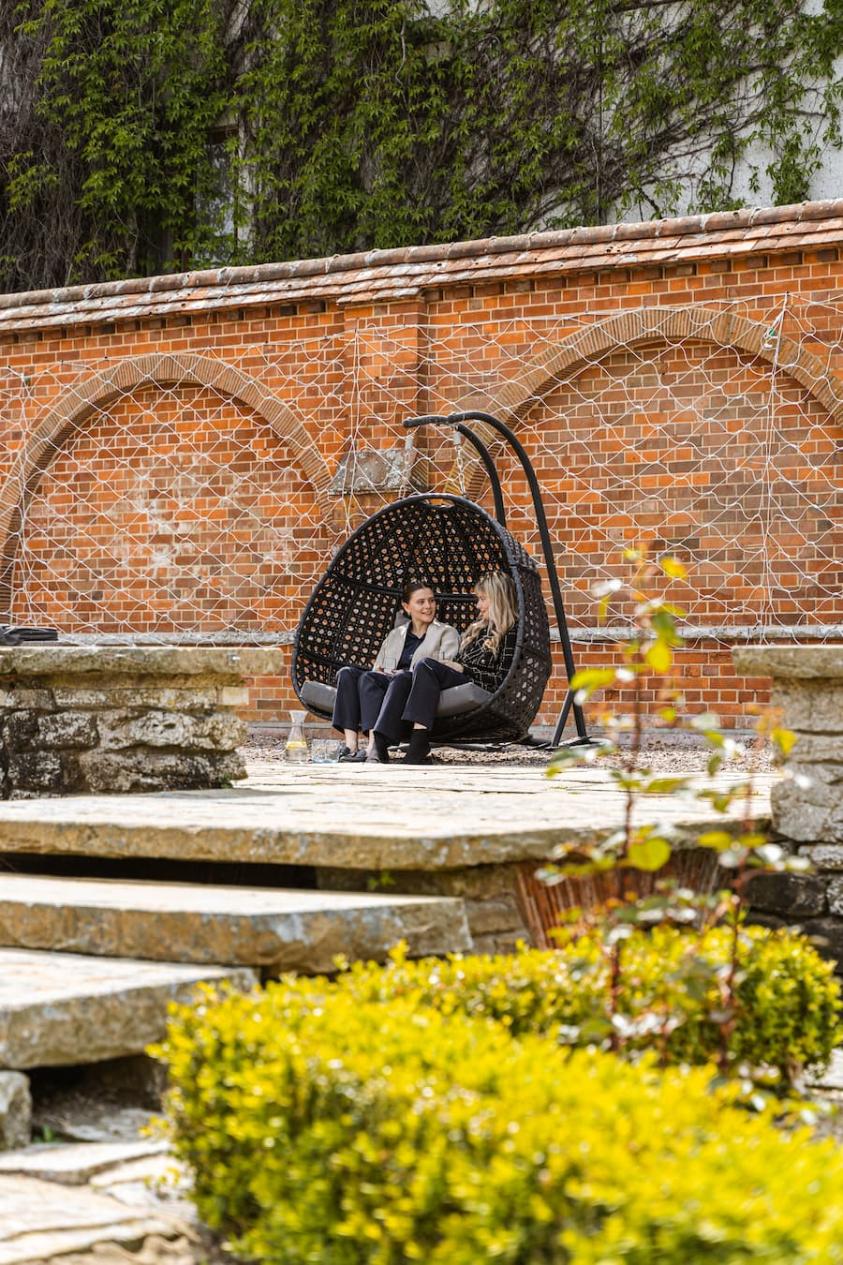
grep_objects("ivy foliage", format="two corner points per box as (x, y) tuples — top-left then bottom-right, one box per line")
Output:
(1, 0), (841, 289)
(1, 0), (232, 287)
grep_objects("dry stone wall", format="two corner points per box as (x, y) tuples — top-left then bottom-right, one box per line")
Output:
(0, 646), (280, 795)
(735, 646), (843, 966)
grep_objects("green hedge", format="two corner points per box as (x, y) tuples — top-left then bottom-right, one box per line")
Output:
(294, 925), (842, 1082)
(161, 988), (843, 1264)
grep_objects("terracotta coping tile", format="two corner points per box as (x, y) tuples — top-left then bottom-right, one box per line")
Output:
(0, 200), (842, 334)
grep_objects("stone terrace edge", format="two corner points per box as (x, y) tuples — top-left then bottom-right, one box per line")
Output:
(0, 199), (841, 335)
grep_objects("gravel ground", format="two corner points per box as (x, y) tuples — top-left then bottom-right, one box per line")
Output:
(244, 733), (776, 776)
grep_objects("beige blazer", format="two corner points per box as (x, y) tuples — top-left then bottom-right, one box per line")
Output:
(374, 619), (460, 672)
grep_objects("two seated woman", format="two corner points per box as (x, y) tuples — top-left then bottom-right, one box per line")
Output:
(333, 571), (518, 765)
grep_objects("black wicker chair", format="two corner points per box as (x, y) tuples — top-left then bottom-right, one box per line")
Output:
(292, 494), (551, 742)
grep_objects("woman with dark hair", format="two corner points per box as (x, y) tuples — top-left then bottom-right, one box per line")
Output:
(332, 581), (459, 762)
(368, 571), (518, 765)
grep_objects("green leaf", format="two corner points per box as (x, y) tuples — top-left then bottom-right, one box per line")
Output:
(771, 727), (797, 757)
(570, 668), (618, 695)
(738, 832), (769, 849)
(627, 836), (672, 871)
(660, 556), (688, 579)
(697, 830), (735, 850)
(641, 776), (691, 795)
(546, 744), (596, 776)
(645, 641), (673, 673)
(651, 609), (683, 644)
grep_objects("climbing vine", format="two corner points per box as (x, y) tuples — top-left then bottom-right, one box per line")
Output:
(0, 0), (841, 289)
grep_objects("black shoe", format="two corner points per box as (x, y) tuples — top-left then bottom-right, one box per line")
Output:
(366, 732), (391, 763)
(338, 747), (367, 763)
(404, 731), (431, 765)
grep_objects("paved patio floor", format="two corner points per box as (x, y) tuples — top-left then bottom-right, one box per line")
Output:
(0, 761), (779, 872)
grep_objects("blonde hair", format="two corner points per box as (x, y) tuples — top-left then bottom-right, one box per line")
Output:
(461, 571), (518, 657)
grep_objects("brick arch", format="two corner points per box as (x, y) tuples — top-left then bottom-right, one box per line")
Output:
(449, 304), (843, 497)
(0, 352), (331, 617)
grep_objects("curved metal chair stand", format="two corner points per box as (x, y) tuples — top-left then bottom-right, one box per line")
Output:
(292, 493), (552, 742)
(405, 411), (590, 745)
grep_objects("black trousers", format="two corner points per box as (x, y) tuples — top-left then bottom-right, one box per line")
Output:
(332, 666), (414, 739)
(396, 657), (467, 734)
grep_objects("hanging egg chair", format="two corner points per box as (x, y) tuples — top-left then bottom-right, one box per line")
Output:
(292, 493), (551, 742)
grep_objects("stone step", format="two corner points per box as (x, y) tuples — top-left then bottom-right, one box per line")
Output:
(0, 767), (776, 871)
(0, 1172), (184, 1265)
(0, 874), (471, 970)
(0, 948), (256, 1069)
(0, 1140), (169, 1186)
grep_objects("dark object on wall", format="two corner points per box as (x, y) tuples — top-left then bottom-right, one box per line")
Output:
(0, 626), (58, 646)
(293, 493), (551, 742)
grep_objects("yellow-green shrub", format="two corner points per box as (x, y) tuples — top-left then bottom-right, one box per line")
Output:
(325, 925), (841, 1080)
(161, 987), (843, 1264)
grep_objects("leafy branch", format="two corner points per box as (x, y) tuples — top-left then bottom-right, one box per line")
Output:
(544, 546), (815, 1087)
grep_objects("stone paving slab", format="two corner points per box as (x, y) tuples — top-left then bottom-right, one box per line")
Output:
(0, 1143), (169, 1186)
(17, 1235), (199, 1265)
(0, 950), (255, 1069)
(33, 1108), (156, 1149)
(0, 1174), (181, 1265)
(0, 766), (776, 872)
(0, 875), (471, 969)
(90, 1154), (195, 1224)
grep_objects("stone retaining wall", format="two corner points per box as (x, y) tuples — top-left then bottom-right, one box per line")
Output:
(734, 646), (843, 966)
(0, 646), (280, 796)
(317, 862), (530, 956)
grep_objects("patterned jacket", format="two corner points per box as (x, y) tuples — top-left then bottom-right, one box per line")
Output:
(455, 624), (518, 693)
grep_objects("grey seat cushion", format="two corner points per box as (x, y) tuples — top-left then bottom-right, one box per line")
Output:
(300, 679), (341, 715)
(434, 680), (492, 717)
(300, 677), (491, 719)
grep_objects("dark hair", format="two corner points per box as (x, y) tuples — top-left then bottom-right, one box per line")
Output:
(401, 580), (435, 603)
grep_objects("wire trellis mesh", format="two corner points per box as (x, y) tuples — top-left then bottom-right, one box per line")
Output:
(1, 297), (840, 643)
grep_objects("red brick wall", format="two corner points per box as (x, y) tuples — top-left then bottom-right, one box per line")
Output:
(12, 384), (331, 633)
(490, 342), (840, 628)
(0, 208), (840, 732)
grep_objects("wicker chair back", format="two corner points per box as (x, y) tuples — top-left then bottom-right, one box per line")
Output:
(292, 494), (551, 741)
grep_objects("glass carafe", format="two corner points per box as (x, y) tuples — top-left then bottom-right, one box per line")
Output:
(285, 710), (309, 763)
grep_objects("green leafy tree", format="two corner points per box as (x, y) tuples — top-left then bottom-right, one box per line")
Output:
(1, 0), (841, 289)
(1, 0), (230, 287)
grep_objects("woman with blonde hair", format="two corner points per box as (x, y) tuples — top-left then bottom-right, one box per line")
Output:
(367, 570), (519, 764)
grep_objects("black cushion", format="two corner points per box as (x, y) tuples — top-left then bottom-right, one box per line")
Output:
(434, 680), (492, 717)
(0, 626), (58, 645)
